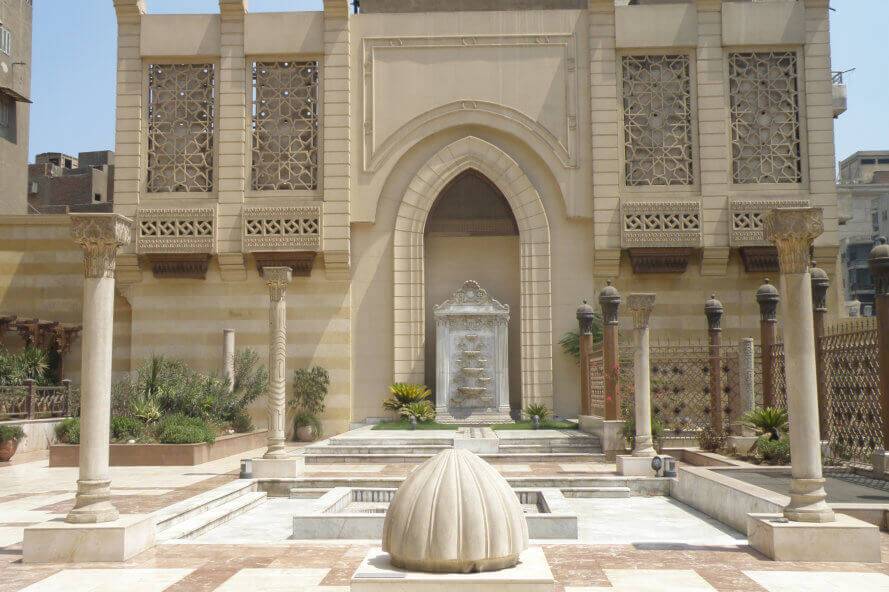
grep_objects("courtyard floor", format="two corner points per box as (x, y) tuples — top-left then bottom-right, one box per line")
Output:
(3, 439), (889, 591)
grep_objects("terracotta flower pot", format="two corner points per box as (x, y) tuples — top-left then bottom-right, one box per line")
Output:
(0, 439), (19, 462)
(295, 425), (316, 442)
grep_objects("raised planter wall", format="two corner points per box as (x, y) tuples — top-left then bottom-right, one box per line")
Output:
(49, 429), (267, 467)
(1, 418), (67, 454)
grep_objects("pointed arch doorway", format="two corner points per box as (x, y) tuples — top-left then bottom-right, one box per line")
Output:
(424, 170), (522, 413)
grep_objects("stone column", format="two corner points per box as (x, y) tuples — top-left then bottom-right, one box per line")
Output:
(756, 279), (780, 408)
(764, 208), (834, 523)
(576, 300), (596, 417)
(870, 238), (889, 451)
(627, 294), (656, 457)
(598, 281), (621, 420)
(67, 214), (132, 524)
(263, 267), (292, 459)
(737, 338), (756, 434)
(705, 294), (724, 433)
(810, 262), (830, 440)
(223, 329), (235, 392)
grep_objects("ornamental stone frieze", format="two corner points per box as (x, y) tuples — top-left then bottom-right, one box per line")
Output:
(135, 208), (216, 254)
(619, 200), (702, 249)
(242, 205), (322, 252)
(729, 200), (811, 247)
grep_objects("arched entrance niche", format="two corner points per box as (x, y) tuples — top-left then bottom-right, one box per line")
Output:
(393, 136), (553, 411)
(424, 170), (521, 411)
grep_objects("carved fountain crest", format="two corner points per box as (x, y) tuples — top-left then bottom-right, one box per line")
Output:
(433, 281), (511, 424)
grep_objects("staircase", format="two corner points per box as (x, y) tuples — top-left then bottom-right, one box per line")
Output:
(153, 479), (267, 542)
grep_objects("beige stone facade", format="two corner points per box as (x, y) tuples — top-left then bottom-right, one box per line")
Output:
(0, 0), (843, 433)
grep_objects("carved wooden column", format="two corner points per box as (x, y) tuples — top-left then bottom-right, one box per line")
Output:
(627, 294), (656, 457)
(705, 294), (724, 433)
(810, 262), (830, 440)
(263, 267), (292, 459)
(756, 279), (780, 408)
(870, 238), (889, 451)
(577, 300), (596, 417)
(598, 281), (621, 420)
(764, 208), (834, 523)
(67, 214), (132, 524)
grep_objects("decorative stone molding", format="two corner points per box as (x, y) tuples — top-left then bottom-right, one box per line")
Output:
(70, 214), (133, 279)
(145, 254), (212, 279)
(627, 293), (655, 329)
(740, 246), (780, 273)
(136, 208), (216, 254)
(763, 208), (824, 274)
(242, 205), (322, 252)
(362, 34), (579, 172)
(629, 248), (692, 274)
(730, 199), (811, 246)
(620, 201), (702, 248)
(253, 252), (316, 277)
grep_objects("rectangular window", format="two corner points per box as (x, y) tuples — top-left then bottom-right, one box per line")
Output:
(0, 96), (10, 129)
(878, 158), (889, 164)
(0, 26), (11, 56)
(147, 63), (215, 193)
(862, 158), (877, 165)
(728, 51), (802, 184)
(620, 54), (694, 186)
(251, 60), (320, 191)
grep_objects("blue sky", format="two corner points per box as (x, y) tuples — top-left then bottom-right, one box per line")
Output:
(28, 0), (889, 167)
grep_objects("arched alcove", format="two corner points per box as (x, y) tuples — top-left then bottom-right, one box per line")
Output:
(424, 170), (522, 411)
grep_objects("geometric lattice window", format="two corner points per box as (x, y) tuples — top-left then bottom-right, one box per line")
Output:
(147, 64), (215, 193)
(621, 55), (694, 186)
(251, 61), (319, 191)
(729, 52), (802, 184)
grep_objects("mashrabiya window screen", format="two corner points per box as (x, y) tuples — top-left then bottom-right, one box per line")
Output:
(728, 51), (802, 185)
(147, 64), (216, 193)
(251, 61), (320, 191)
(621, 54), (694, 187)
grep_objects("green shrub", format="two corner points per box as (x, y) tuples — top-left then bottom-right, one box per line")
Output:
(756, 436), (791, 465)
(698, 426), (727, 452)
(383, 383), (431, 413)
(524, 403), (551, 421)
(290, 366), (329, 416)
(399, 400), (436, 423)
(230, 410), (254, 433)
(55, 418), (80, 444)
(293, 410), (322, 438)
(155, 414), (215, 444)
(110, 416), (143, 441)
(742, 407), (789, 437)
(0, 424), (25, 442)
(230, 349), (268, 416)
(0, 346), (52, 386)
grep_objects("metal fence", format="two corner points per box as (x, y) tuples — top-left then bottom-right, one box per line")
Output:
(0, 381), (72, 421)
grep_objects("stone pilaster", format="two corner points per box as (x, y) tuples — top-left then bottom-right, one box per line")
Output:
(67, 214), (133, 524)
(112, 0), (146, 285)
(627, 293), (656, 457)
(763, 207), (834, 523)
(737, 338), (756, 431)
(217, 0), (249, 281)
(589, 0), (620, 278)
(263, 266), (292, 459)
(223, 329), (235, 392)
(322, 0), (352, 279)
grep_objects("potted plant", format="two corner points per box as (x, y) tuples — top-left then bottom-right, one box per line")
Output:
(290, 366), (329, 441)
(0, 425), (25, 462)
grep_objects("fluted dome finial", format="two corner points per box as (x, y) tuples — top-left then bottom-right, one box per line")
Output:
(381, 449), (528, 574)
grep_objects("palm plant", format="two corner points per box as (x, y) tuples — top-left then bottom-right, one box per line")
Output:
(741, 407), (789, 437)
(383, 383), (431, 412)
(399, 401), (436, 423)
(524, 403), (550, 421)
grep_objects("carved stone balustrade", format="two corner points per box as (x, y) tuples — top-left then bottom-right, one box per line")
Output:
(620, 201), (701, 273)
(242, 205), (322, 275)
(135, 208), (216, 279)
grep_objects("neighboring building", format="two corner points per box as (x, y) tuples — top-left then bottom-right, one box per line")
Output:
(28, 151), (115, 214)
(837, 151), (889, 316)
(0, 0), (838, 431)
(0, 0), (33, 214)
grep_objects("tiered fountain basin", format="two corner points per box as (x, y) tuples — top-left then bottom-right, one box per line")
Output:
(291, 486), (578, 540)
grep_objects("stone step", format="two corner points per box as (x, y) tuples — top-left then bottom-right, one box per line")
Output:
(304, 445), (450, 455)
(154, 479), (256, 533)
(562, 486), (631, 498)
(497, 438), (601, 448)
(303, 452), (606, 464)
(157, 491), (267, 541)
(326, 438), (455, 447)
(498, 444), (603, 454)
(289, 487), (332, 499)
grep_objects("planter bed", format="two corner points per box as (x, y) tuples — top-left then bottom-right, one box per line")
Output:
(49, 429), (267, 467)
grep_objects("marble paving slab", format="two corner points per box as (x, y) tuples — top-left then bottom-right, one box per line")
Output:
(744, 570), (889, 592)
(18, 569), (194, 592)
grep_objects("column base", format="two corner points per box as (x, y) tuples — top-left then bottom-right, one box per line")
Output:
(66, 478), (118, 523)
(785, 477), (835, 523)
(23, 514), (155, 563)
(617, 454), (656, 476)
(872, 448), (889, 476)
(251, 456), (306, 479)
(747, 513), (881, 563)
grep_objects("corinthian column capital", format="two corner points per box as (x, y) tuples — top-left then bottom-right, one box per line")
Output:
(627, 293), (656, 330)
(70, 214), (133, 279)
(763, 208), (824, 274)
(263, 266), (293, 301)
